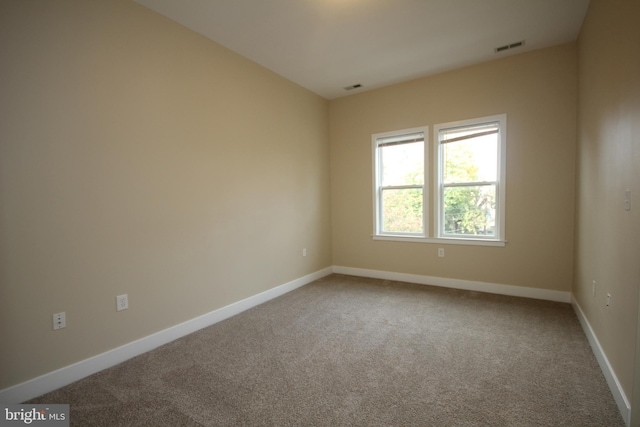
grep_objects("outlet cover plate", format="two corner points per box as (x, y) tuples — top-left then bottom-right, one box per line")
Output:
(53, 312), (66, 330)
(116, 294), (128, 311)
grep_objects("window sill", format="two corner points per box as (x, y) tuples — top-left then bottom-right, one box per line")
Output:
(372, 235), (507, 247)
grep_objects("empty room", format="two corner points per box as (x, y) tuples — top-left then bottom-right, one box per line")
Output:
(1, 0), (638, 425)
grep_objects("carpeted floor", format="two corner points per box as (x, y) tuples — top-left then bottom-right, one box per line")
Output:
(29, 274), (624, 426)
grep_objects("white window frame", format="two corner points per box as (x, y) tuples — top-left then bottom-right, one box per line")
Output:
(372, 115), (506, 247)
(435, 114), (506, 243)
(372, 126), (428, 238)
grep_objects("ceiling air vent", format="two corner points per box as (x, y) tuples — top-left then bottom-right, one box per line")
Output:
(494, 40), (525, 53)
(344, 84), (362, 91)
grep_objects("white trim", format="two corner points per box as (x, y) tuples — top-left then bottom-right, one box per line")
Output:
(434, 114), (507, 241)
(372, 125), (429, 238)
(571, 296), (631, 426)
(0, 267), (333, 403)
(332, 265), (570, 303)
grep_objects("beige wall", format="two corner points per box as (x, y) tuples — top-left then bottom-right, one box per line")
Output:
(330, 44), (578, 292)
(0, 0), (331, 390)
(574, 0), (640, 412)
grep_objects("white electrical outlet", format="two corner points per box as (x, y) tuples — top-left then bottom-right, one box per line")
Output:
(116, 294), (128, 311)
(438, 248), (445, 257)
(606, 293), (611, 309)
(302, 248), (307, 257)
(53, 312), (66, 330)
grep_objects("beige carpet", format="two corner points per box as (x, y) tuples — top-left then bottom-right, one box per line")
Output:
(29, 274), (624, 426)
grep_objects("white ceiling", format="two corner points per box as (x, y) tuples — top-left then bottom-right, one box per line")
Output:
(135, 0), (590, 100)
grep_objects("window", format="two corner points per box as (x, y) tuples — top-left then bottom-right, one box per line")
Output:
(373, 115), (506, 246)
(436, 116), (506, 240)
(372, 127), (427, 236)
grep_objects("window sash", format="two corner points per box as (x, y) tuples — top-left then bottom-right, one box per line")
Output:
(379, 186), (424, 235)
(440, 182), (498, 239)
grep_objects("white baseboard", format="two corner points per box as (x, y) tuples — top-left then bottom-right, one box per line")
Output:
(0, 267), (333, 403)
(332, 266), (572, 303)
(571, 296), (631, 426)
(6, 264), (624, 426)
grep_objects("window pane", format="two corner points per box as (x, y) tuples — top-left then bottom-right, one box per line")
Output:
(443, 185), (496, 236)
(382, 188), (423, 233)
(380, 141), (424, 186)
(442, 130), (497, 184)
